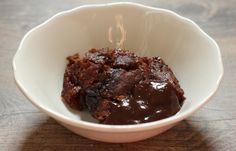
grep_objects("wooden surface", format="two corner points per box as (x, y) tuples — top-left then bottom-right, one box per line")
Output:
(1, 0), (236, 150)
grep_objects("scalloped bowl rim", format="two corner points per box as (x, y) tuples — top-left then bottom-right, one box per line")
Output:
(13, 2), (223, 132)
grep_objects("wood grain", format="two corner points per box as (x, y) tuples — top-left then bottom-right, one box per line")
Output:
(1, 0), (236, 150)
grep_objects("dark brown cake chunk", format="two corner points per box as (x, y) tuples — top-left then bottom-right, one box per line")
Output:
(61, 48), (185, 125)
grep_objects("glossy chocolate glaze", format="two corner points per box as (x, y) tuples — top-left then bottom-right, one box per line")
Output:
(103, 81), (181, 124)
(62, 48), (185, 125)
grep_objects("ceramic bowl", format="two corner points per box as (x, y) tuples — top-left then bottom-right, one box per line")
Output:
(13, 2), (223, 143)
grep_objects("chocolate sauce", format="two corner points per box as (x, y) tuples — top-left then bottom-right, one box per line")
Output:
(103, 81), (181, 124)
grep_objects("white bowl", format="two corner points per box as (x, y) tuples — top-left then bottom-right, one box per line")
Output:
(13, 2), (223, 143)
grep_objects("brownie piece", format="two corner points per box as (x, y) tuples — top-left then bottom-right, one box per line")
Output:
(61, 48), (185, 125)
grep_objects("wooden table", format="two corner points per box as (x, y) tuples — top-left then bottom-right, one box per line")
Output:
(1, 0), (235, 150)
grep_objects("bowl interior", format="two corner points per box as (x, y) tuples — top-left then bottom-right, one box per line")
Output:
(14, 4), (222, 124)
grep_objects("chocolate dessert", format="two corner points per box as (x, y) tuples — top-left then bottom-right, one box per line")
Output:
(61, 48), (185, 125)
